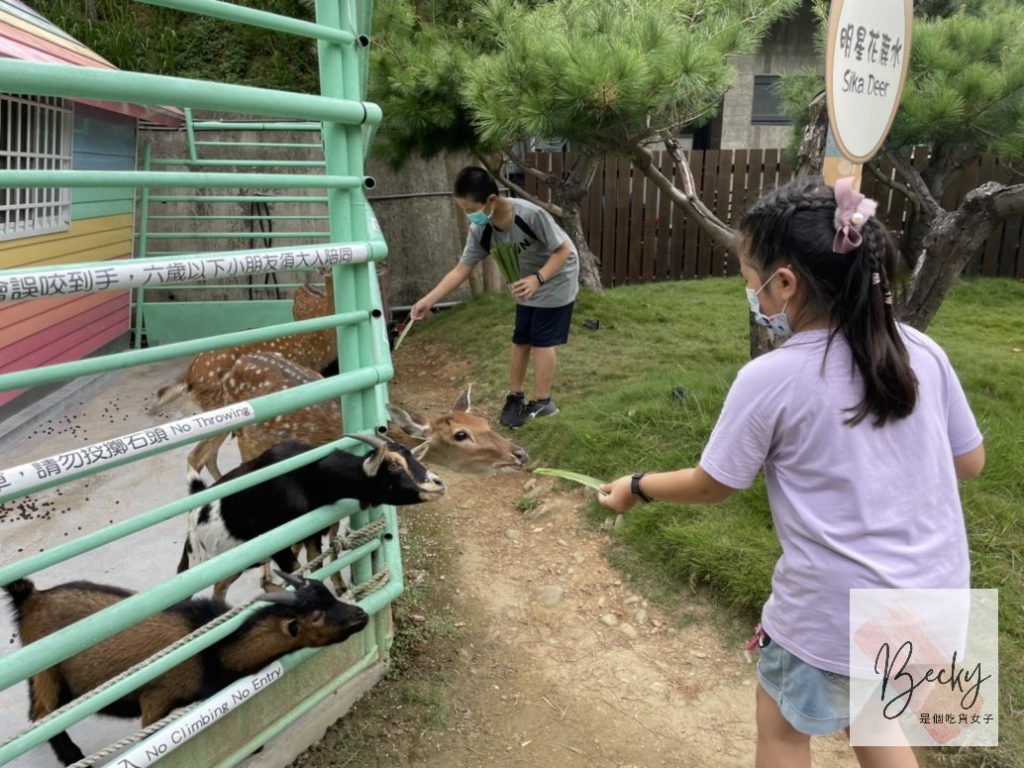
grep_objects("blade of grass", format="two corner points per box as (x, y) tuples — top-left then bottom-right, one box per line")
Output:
(533, 467), (606, 490)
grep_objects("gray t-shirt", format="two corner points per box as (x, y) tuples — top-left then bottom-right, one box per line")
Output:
(459, 197), (579, 308)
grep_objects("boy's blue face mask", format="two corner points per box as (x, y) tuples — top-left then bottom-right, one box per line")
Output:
(466, 200), (493, 226)
(745, 270), (793, 341)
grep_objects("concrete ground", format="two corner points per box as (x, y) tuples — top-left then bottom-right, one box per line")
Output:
(0, 359), (269, 768)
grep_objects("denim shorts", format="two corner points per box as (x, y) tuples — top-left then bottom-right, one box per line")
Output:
(757, 632), (850, 736)
(512, 301), (574, 347)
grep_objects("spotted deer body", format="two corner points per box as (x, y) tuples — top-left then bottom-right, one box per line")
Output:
(154, 277), (340, 471)
(180, 352), (527, 594)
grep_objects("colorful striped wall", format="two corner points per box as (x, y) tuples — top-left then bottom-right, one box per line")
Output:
(0, 104), (136, 408)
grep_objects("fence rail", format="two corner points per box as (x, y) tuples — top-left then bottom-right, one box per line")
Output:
(522, 150), (1024, 286)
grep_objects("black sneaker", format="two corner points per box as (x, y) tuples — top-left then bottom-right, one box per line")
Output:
(499, 393), (527, 427)
(525, 398), (559, 420)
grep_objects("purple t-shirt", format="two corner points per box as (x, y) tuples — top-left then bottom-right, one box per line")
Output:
(700, 325), (982, 675)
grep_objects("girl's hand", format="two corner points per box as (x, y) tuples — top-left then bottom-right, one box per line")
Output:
(510, 275), (541, 301)
(598, 475), (638, 514)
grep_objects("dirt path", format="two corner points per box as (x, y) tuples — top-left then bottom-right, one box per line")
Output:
(293, 343), (859, 768)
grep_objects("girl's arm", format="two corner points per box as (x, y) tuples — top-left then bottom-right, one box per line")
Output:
(954, 444), (985, 480)
(598, 467), (736, 513)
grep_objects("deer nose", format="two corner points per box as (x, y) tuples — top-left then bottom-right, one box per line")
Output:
(512, 446), (529, 465)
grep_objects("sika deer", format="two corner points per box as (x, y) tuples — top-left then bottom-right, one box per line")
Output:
(189, 352), (529, 480)
(153, 273), (339, 444)
(183, 352), (526, 595)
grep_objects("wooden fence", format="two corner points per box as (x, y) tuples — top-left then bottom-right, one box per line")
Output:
(522, 150), (1024, 287)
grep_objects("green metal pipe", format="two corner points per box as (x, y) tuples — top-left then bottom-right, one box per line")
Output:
(149, 158), (327, 168)
(0, 311), (366, 393)
(134, 141), (154, 349)
(0, 363), (393, 504)
(189, 121), (323, 131)
(149, 195), (329, 203)
(0, 61), (381, 124)
(130, 283), (312, 290)
(144, 231), (331, 239)
(146, 215), (331, 221)
(193, 141), (324, 149)
(0, 241), (387, 302)
(0, 170), (363, 189)
(139, 0), (356, 44)
(184, 107), (198, 162)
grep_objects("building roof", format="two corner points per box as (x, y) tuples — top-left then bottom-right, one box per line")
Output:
(0, 0), (181, 126)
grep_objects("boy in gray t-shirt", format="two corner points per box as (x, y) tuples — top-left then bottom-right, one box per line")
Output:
(410, 166), (579, 428)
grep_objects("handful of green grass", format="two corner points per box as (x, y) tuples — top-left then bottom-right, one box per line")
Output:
(491, 242), (520, 284)
(533, 467), (606, 490)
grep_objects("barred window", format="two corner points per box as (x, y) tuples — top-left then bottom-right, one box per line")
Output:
(1, 94), (73, 241)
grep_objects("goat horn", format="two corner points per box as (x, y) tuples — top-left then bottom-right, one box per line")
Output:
(342, 432), (387, 450)
(273, 569), (307, 588)
(256, 589), (299, 606)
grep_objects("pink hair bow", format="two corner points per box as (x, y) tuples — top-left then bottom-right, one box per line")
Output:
(833, 177), (878, 254)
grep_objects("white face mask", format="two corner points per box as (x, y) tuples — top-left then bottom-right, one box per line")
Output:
(745, 271), (793, 342)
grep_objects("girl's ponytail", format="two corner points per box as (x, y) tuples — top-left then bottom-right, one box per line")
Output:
(739, 177), (917, 426)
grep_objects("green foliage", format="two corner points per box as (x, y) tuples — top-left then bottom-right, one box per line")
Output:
(783, 0), (1024, 165)
(890, 4), (1024, 160)
(412, 277), (1024, 768)
(30, 0), (321, 93)
(371, 0), (800, 166)
(465, 0), (801, 150)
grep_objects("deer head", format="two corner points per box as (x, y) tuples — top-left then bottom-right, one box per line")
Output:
(194, 355), (528, 478)
(387, 385), (529, 474)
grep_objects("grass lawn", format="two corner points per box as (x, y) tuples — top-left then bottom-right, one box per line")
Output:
(409, 276), (1023, 767)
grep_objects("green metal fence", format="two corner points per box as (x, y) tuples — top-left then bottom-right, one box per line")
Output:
(0, 1), (399, 765)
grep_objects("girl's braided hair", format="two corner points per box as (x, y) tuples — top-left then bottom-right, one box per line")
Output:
(739, 176), (917, 426)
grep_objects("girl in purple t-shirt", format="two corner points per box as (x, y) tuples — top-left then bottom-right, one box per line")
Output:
(599, 177), (984, 768)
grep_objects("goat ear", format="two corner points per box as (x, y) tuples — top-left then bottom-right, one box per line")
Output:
(410, 441), (430, 461)
(362, 444), (387, 477)
(453, 384), (472, 413)
(387, 404), (431, 440)
(281, 618), (300, 637)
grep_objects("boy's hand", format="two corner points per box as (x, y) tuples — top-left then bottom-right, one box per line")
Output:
(510, 275), (542, 301)
(597, 475), (639, 514)
(410, 298), (433, 321)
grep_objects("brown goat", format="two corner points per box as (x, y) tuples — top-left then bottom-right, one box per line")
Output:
(4, 573), (367, 767)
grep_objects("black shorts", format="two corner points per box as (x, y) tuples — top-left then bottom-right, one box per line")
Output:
(512, 302), (574, 347)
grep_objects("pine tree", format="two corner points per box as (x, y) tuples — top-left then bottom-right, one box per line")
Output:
(370, 0), (801, 289)
(785, 0), (1024, 330)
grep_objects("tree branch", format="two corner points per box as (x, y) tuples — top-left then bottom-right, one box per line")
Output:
(990, 182), (1024, 220)
(502, 150), (557, 186)
(472, 149), (565, 218)
(866, 161), (920, 219)
(631, 143), (735, 249)
(884, 144), (942, 218)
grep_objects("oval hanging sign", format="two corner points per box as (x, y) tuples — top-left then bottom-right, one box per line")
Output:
(825, 0), (913, 164)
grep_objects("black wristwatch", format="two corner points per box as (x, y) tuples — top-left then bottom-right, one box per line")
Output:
(631, 472), (653, 503)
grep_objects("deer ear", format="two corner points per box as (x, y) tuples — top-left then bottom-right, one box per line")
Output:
(410, 441), (430, 461)
(387, 404), (431, 439)
(453, 384), (472, 413)
(362, 443), (387, 477)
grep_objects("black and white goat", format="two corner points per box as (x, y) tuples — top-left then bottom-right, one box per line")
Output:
(4, 572), (367, 767)
(178, 434), (445, 601)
